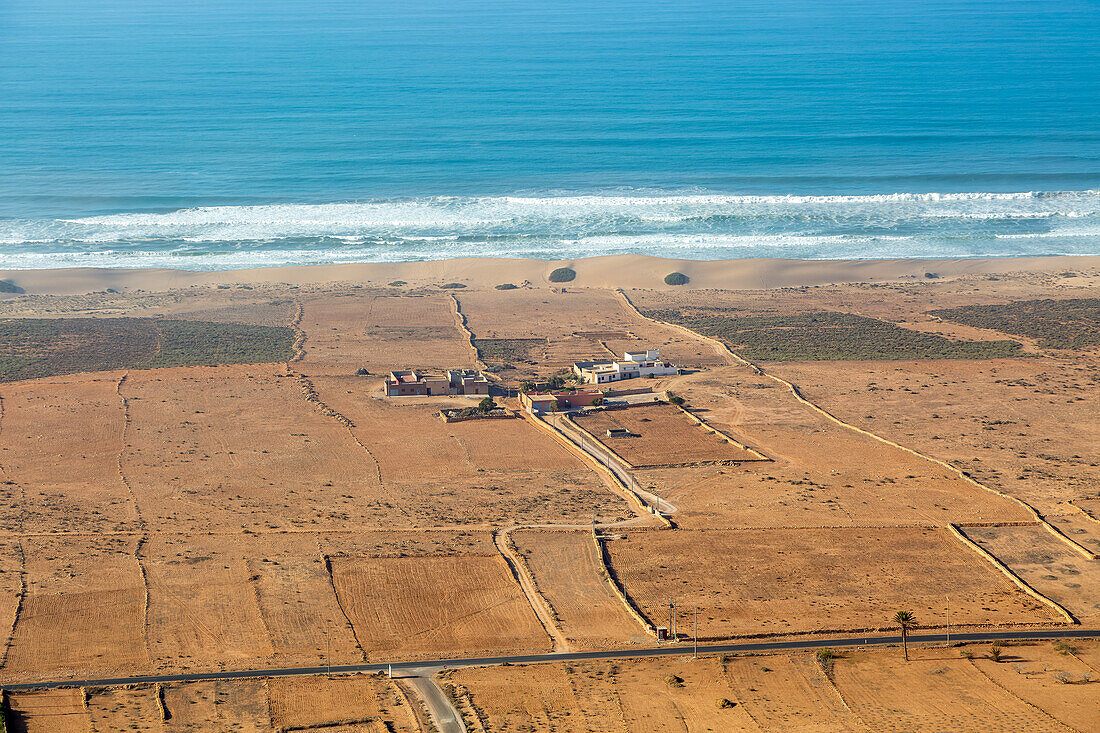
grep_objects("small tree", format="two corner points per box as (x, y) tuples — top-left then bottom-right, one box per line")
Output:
(548, 375), (566, 390)
(520, 381), (534, 393)
(477, 397), (495, 413)
(668, 393), (685, 406)
(893, 610), (916, 661)
(591, 397), (603, 407)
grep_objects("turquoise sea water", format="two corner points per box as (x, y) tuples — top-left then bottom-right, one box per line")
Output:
(1, 0), (1098, 269)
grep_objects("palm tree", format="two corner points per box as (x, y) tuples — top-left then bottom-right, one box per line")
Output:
(893, 611), (916, 661)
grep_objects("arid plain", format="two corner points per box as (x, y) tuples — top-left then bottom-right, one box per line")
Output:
(0, 255), (1097, 731)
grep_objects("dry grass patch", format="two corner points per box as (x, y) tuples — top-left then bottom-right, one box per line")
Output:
(648, 366), (1033, 528)
(86, 686), (165, 732)
(329, 554), (550, 660)
(604, 527), (1055, 639)
(510, 529), (647, 649)
(4, 689), (90, 733)
(142, 534), (274, 671)
(297, 293), (474, 376)
(965, 524), (1100, 623)
(122, 366), (392, 532)
(445, 656), (756, 732)
(267, 674), (417, 732)
(570, 403), (761, 467)
(770, 358), (1100, 516)
(161, 679), (271, 732)
(722, 653), (864, 731)
(3, 535), (147, 680)
(833, 647), (1082, 732)
(0, 373), (139, 533)
(312, 377), (630, 526)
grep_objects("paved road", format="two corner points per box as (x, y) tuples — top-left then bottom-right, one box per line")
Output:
(3, 628), (1097, 692)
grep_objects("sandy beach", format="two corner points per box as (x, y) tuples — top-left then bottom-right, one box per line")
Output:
(3, 253), (1099, 296)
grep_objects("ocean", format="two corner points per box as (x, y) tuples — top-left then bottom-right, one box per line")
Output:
(1, 0), (1098, 270)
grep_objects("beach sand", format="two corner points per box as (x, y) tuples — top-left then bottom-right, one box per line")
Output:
(3, 254), (1098, 296)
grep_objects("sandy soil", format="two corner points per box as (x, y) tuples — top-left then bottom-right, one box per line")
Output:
(160, 679), (272, 732)
(604, 527), (1056, 638)
(831, 645), (1092, 732)
(510, 529), (649, 649)
(329, 554), (551, 661)
(570, 403), (762, 467)
(4, 688), (89, 733)
(965, 525), (1100, 624)
(267, 674), (418, 731)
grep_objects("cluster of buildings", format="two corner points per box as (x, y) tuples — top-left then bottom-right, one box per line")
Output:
(384, 369), (490, 397)
(572, 349), (679, 384)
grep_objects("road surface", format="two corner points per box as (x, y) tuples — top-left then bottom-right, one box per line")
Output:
(3, 628), (1096, 692)
(404, 668), (467, 733)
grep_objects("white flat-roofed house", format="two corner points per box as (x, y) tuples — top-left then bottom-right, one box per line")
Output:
(573, 349), (679, 384)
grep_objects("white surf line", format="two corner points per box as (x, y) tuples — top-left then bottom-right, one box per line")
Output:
(615, 289), (1097, 561)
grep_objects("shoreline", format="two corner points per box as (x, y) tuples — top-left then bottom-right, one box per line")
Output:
(2, 254), (1098, 296)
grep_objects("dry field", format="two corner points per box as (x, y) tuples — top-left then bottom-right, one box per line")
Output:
(267, 674), (418, 732)
(510, 529), (648, 649)
(604, 527), (1055, 638)
(721, 652), (863, 730)
(86, 685), (165, 732)
(770, 357), (1100, 516)
(120, 365), (394, 532)
(297, 292), (476, 376)
(831, 645), (1095, 732)
(631, 366), (1031, 528)
(160, 679), (272, 732)
(570, 403), (763, 467)
(444, 655), (755, 732)
(0, 372), (139, 534)
(4, 534), (147, 679)
(309, 375), (631, 526)
(964, 524), (1100, 624)
(455, 288), (727, 380)
(329, 553), (551, 660)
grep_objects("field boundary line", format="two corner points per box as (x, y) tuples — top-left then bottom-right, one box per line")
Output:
(115, 372), (146, 531)
(1067, 501), (1100, 526)
(243, 557), (276, 660)
(718, 657), (766, 731)
(948, 524), (1078, 625)
(965, 657), (1082, 733)
(614, 288), (1097, 560)
(134, 534), (152, 664)
(0, 540), (26, 669)
(674, 403), (770, 460)
(522, 412), (667, 526)
(288, 300), (306, 363)
(320, 555), (368, 662)
(493, 527), (569, 653)
(559, 413), (637, 472)
(448, 294), (487, 371)
(810, 656), (876, 732)
(591, 526), (656, 638)
(390, 675), (427, 733)
(0, 394), (6, 476)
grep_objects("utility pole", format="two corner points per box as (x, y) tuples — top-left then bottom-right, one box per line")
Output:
(693, 606), (698, 659)
(946, 595), (950, 646)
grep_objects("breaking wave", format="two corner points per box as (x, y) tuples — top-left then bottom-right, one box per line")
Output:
(1, 189), (1098, 269)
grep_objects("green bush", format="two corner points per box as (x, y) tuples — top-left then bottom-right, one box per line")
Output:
(477, 397), (496, 413)
(495, 283), (518, 290)
(439, 282), (467, 289)
(387, 280), (407, 286)
(548, 267), (577, 283)
(667, 393), (685, 406)
(664, 272), (689, 286)
(644, 308), (1023, 362)
(0, 318), (296, 383)
(931, 298), (1100, 349)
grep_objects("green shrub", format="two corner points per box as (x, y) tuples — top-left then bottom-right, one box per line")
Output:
(667, 393), (685, 406)
(664, 272), (689, 286)
(387, 280), (407, 287)
(0, 318), (296, 383)
(495, 283), (518, 290)
(644, 308), (1023, 362)
(477, 397), (496, 413)
(716, 698), (736, 709)
(931, 298), (1100, 349)
(439, 282), (467, 289)
(664, 674), (685, 688)
(548, 267), (577, 283)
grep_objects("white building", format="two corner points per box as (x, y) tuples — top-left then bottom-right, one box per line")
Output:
(573, 349), (679, 385)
